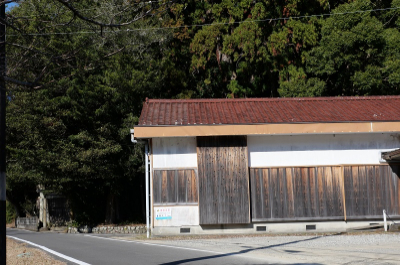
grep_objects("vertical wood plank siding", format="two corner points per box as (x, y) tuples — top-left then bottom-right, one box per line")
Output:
(197, 136), (250, 225)
(153, 169), (198, 205)
(250, 165), (400, 221)
(344, 165), (400, 219)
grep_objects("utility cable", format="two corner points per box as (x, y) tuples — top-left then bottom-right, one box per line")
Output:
(7, 0), (166, 19)
(7, 6), (400, 36)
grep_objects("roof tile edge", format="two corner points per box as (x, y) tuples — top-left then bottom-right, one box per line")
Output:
(145, 95), (400, 103)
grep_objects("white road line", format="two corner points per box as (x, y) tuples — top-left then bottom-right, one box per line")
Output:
(83, 234), (224, 255)
(7, 235), (91, 265)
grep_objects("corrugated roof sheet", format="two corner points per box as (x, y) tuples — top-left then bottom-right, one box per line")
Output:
(382, 149), (400, 161)
(138, 96), (400, 126)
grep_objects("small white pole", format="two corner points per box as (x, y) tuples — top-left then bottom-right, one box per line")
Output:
(145, 142), (150, 239)
(130, 131), (150, 238)
(383, 209), (387, 232)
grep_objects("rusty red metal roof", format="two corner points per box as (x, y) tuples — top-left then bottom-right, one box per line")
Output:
(138, 96), (400, 126)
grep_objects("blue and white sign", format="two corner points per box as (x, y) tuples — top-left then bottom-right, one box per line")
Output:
(155, 207), (172, 220)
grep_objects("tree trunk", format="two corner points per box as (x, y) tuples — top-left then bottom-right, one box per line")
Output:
(6, 195), (21, 218)
(105, 192), (119, 224)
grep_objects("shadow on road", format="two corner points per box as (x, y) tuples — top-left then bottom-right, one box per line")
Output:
(160, 235), (329, 265)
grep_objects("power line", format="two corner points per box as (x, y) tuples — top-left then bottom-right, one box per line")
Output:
(7, 0), (166, 19)
(8, 6), (400, 36)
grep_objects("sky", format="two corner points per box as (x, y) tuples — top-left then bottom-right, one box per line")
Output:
(6, 2), (18, 12)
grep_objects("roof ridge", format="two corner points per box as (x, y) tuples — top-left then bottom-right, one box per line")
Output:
(146, 95), (400, 103)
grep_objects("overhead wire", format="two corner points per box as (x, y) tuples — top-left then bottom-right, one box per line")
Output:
(7, 6), (400, 36)
(7, 0), (165, 18)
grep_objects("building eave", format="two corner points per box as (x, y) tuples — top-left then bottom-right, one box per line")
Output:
(133, 121), (400, 139)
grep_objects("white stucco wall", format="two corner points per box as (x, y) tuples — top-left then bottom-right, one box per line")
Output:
(154, 206), (199, 227)
(153, 137), (197, 169)
(248, 133), (400, 167)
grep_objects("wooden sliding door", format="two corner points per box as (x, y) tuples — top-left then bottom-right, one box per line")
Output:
(197, 136), (250, 224)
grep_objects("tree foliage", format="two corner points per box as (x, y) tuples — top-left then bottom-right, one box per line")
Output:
(6, 0), (178, 223)
(164, 0), (400, 97)
(307, 0), (400, 95)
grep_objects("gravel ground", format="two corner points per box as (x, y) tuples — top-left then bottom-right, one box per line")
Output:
(6, 237), (66, 265)
(128, 232), (400, 264)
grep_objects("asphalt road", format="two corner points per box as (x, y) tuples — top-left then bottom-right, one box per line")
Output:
(6, 229), (271, 265)
(146, 232), (400, 265)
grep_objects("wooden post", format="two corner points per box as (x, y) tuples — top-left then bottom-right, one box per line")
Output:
(341, 166), (347, 221)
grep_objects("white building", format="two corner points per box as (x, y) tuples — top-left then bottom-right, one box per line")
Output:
(133, 96), (400, 235)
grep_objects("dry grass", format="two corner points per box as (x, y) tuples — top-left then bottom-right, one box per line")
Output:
(6, 237), (66, 265)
